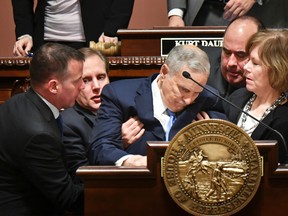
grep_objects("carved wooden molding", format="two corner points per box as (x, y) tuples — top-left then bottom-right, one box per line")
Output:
(108, 56), (166, 66)
(0, 56), (166, 67)
(0, 57), (31, 66)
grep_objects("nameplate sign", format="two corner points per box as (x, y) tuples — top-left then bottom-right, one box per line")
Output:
(161, 37), (223, 56)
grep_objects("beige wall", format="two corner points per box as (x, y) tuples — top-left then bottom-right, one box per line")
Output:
(0, 0), (168, 56)
(0, 1), (16, 56)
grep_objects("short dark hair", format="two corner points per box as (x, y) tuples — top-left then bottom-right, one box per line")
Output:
(29, 43), (85, 86)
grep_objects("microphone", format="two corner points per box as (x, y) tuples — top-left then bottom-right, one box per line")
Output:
(182, 71), (288, 164)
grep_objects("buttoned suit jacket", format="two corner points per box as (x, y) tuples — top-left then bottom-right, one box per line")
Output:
(61, 102), (96, 182)
(224, 88), (288, 164)
(12, 0), (135, 51)
(0, 88), (83, 215)
(88, 73), (223, 165)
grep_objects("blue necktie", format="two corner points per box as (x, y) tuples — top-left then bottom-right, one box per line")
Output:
(56, 114), (63, 139)
(166, 109), (176, 141)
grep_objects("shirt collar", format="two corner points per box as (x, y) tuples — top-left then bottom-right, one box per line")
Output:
(152, 75), (167, 116)
(36, 93), (60, 119)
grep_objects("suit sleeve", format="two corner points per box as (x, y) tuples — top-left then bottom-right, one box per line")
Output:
(11, 0), (35, 38)
(103, 0), (135, 37)
(23, 133), (83, 211)
(167, 0), (187, 11)
(224, 88), (251, 124)
(62, 122), (89, 182)
(88, 84), (129, 165)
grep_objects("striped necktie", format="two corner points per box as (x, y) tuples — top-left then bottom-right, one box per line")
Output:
(166, 109), (176, 141)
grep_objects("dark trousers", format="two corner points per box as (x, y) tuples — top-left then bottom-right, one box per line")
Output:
(193, 1), (230, 26)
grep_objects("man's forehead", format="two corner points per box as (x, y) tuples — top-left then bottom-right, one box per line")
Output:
(223, 46), (246, 54)
(222, 35), (248, 54)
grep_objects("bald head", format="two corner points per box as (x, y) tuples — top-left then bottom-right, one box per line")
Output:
(224, 17), (262, 47)
(221, 16), (264, 88)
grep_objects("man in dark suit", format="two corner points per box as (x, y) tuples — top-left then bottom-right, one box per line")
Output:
(167, 0), (288, 28)
(207, 16), (264, 98)
(0, 43), (85, 215)
(61, 48), (144, 182)
(12, 0), (135, 56)
(88, 44), (224, 167)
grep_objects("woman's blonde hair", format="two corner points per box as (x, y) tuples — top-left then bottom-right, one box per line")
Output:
(246, 29), (288, 92)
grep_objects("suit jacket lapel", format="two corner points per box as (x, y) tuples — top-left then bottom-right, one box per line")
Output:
(168, 104), (200, 140)
(251, 112), (273, 140)
(135, 74), (164, 140)
(74, 102), (96, 128)
(25, 88), (54, 123)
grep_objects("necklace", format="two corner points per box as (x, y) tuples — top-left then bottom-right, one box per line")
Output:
(239, 92), (287, 133)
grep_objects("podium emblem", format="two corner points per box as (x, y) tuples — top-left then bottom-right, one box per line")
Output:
(163, 119), (262, 216)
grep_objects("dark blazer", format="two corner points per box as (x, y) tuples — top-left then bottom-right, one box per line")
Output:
(206, 53), (240, 99)
(0, 88), (83, 216)
(224, 88), (288, 164)
(167, 0), (204, 26)
(12, 0), (135, 51)
(167, 0), (288, 28)
(61, 102), (96, 182)
(88, 73), (223, 165)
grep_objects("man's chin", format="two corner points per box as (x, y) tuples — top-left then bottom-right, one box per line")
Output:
(226, 76), (244, 87)
(230, 80), (245, 88)
(91, 103), (100, 111)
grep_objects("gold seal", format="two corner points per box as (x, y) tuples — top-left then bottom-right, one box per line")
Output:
(163, 119), (261, 216)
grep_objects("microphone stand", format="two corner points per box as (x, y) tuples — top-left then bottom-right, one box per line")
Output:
(182, 71), (288, 164)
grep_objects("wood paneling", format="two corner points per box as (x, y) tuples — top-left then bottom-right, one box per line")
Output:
(77, 141), (288, 216)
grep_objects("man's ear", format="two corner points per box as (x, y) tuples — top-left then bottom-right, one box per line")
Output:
(160, 64), (169, 77)
(48, 79), (59, 94)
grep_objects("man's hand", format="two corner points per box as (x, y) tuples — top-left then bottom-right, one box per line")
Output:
(122, 155), (147, 167)
(193, 111), (211, 122)
(98, 32), (118, 44)
(13, 35), (33, 56)
(223, 0), (256, 21)
(122, 116), (145, 148)
(168, 15), (185, 27)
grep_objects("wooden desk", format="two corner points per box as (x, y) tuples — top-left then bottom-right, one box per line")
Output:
(77, 141), (288, 216)
(119, 26), (225, 56)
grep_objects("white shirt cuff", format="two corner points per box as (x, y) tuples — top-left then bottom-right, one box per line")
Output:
(115, 154), (133, 166)
(168, 8), (184, 18)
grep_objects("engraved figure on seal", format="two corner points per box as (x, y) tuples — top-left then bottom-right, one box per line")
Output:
(205, 163), (228, 201)
(178, 145), (248, 203)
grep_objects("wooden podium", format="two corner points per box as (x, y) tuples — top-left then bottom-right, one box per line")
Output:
(77, 141), (288, 216)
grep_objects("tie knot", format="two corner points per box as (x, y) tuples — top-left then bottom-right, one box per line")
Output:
(166, 109), (176, 117)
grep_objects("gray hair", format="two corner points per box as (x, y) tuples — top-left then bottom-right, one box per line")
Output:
(165, 45), (210, 76)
